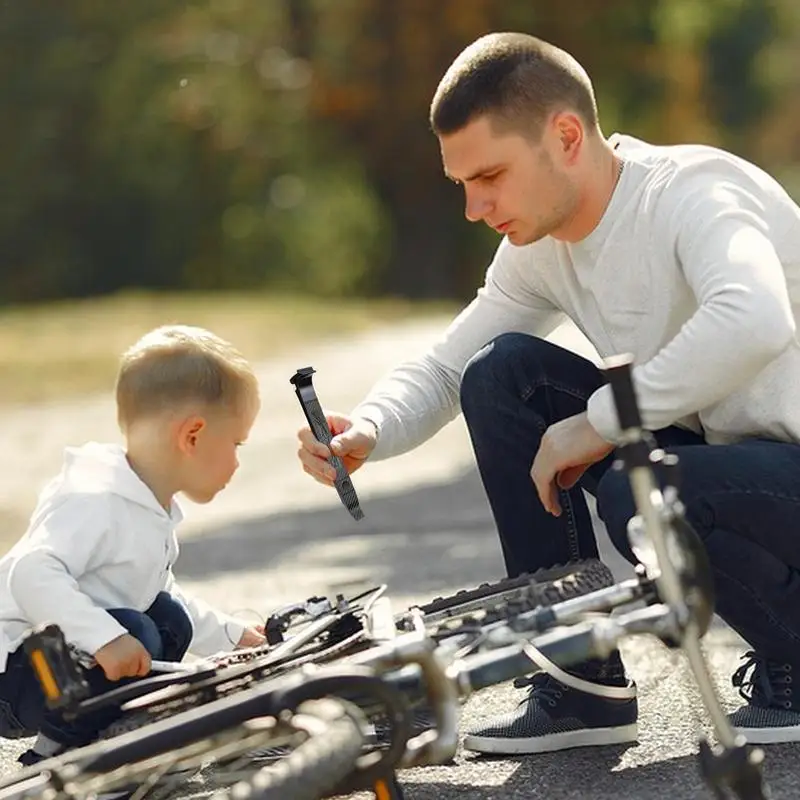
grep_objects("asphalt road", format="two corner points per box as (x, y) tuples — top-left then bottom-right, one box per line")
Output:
(3, 470), (796, 800)
(1, 318), (798, 799)
(175, 468), (799, 800)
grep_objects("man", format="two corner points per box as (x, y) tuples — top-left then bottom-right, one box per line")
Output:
(297, 32), (800, 754)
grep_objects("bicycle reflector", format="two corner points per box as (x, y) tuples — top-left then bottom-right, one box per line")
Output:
(290, 366), (365, 521)
(23, 624), (90, 712)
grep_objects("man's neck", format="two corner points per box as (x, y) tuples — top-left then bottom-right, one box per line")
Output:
(554, 143), (623, 243)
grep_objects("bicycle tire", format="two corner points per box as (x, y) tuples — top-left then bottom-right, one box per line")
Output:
(402, 558), (615, 629)
(226, 698), (365, 800)
(0, 672), (366, 800)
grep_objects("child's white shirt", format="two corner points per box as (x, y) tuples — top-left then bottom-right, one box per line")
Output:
(0, 442), (246, 671)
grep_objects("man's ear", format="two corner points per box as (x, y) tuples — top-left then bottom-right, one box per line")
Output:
(176, 415), (206, 454)
(551, 111), (584, 166)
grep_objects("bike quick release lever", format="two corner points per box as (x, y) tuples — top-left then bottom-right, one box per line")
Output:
(290, 366), (365, 521)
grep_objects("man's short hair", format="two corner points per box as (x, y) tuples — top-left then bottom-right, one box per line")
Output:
(430, 32), (599, 139)
(116, 325), (259, 430)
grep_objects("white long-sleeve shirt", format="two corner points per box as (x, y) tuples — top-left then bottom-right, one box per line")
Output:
(353, 133), (800, 457)
(0, 442), (246, 671)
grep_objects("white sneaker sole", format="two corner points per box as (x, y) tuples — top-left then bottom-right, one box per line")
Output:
(463, 723), (639, 755)
(734, 725), (800, 745)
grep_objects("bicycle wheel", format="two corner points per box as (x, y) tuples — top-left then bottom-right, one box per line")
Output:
(399, 558), (615, 632)
(204, 697), (365, 800)
(0, 683), (366, 800)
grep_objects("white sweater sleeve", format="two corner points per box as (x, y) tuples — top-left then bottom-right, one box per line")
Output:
(352, 239), (564, 459)
(164, 571), (246, 656)
(8, 498), (128, 656)
(587, 175), (796, 440)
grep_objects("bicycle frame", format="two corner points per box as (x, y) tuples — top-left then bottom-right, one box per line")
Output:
(4, 356), (773, 800)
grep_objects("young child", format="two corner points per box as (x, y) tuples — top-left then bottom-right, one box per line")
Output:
(0, 324), (266, 765)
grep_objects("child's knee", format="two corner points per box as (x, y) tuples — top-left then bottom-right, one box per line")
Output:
(146, 592), (193, 660)
(110, 611), (163, 658)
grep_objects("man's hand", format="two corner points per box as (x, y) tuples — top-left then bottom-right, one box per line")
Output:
(236, 625), (266, 649)
(531, 412), (614, 516)
(94, 634), (151, 681)
(296, 412), (378, 486)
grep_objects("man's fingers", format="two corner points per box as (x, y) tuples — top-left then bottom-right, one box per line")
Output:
(297, 426), (331, 458)
(557, 464), (589, 491)
(548, 482), (562, 517)
(297, 442), (337, 481)
(300, 455), (336, 486)
(531, 447), (561, 517)
(531, 468), (555, 515)
(325, 414), (353, 436)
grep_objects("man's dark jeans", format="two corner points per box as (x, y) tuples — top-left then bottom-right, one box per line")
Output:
(0, 591), (193, 747)
(460, 332), (800, 665)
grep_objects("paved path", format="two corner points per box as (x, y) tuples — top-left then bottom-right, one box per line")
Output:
(1, 317), (797, 799)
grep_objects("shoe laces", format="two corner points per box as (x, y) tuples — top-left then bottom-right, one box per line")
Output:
(513, 672), (567, 708)
(732, 650), (794, 710)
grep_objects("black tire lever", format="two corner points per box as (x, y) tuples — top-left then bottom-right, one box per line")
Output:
(290, 366), (365, 521)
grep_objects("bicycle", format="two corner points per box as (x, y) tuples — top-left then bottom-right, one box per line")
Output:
(0, 355), (771, 800)
(0, 557), (611, 799)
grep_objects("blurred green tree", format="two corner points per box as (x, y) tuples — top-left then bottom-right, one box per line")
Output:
(0, 0), (797, 304)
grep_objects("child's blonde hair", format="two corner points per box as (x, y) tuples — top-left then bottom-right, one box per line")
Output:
(116, 325), (259, 431)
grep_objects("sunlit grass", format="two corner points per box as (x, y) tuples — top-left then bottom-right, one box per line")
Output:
(0, 290), (455, 407)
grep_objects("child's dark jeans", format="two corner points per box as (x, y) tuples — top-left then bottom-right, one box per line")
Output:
(0, 591), (193, 748)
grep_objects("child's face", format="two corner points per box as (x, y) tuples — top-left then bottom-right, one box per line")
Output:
(179, 401), (258, 504)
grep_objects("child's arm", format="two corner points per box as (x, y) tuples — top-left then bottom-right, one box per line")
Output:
(8, 498), (129, 658)
(164, 569), (257, 655)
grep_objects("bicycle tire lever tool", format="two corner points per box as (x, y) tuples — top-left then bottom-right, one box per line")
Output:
(291, 366), (365, 521)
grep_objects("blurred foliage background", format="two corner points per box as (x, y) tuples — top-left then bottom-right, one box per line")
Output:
(1, 0), (799, 306)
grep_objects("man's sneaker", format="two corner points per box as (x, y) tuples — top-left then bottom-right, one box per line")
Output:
(463, 653), (638, 755)
(729, 650), (800, 744)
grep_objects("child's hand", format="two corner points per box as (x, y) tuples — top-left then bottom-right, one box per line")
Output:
(94, 634), (152, 680)
(236, 625), (266, 649)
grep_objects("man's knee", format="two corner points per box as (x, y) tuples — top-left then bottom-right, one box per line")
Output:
(596, 466), (638, 563)
(460, 333), (549, 410)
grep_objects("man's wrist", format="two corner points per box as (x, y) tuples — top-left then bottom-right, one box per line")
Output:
(361, 416), (381, 442)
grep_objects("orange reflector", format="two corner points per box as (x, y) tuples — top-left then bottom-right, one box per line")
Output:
(30, 649), (60, 700)
(374, 779), (391, 800)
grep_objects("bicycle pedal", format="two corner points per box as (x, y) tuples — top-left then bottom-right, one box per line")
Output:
(23, 623), (91, 712)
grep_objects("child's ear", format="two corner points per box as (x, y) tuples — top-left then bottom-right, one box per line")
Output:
(176, 415), (206, 454)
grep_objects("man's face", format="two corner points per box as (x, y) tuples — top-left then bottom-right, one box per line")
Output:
(439, 115), (577, 246)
